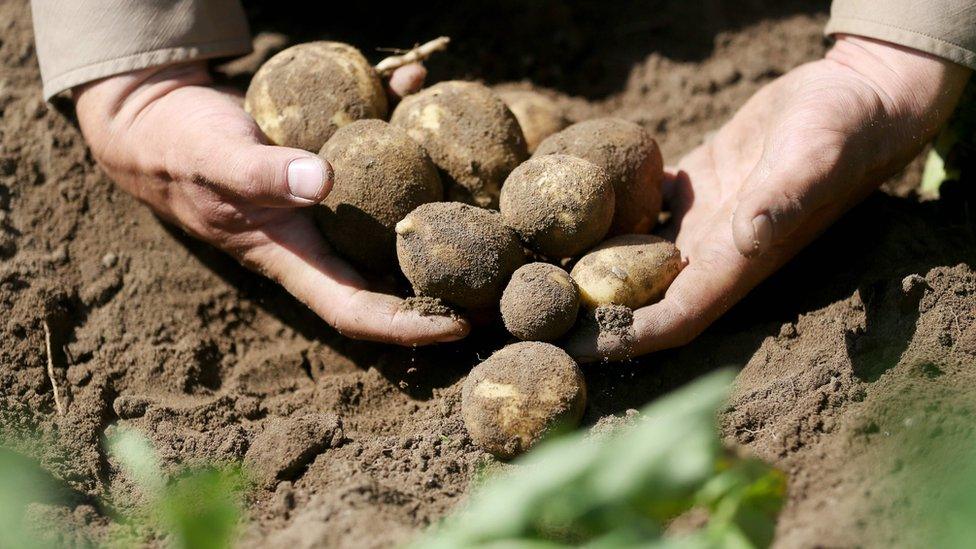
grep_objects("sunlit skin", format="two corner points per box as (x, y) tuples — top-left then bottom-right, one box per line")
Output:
(566, 35), (971, 361)
(74, 60), (469, 347)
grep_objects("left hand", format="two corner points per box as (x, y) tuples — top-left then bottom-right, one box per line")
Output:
(567, 35), (971, 362)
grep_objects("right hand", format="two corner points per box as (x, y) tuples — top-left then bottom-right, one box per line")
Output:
(74, 61), (468, 346)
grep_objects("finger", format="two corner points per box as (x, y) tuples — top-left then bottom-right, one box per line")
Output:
(246, 217), (470, 346)
(731, 135), (849, 258)
(190, 135), (334, 208)
(386, 63), (427, 101)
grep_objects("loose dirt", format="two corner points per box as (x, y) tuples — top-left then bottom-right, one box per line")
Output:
(2, 1), (975, 547)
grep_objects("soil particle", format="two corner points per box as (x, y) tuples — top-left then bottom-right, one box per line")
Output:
(399, 296), (459, 321)
(244, 413), (344, 488)
(595, 304), (634, 336)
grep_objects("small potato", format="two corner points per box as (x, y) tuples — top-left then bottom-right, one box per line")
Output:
(535, 118), (663, 236)
(395, 202), (525, 310)
(316, 120), (442, 270)
(390, 81), (528, 208)
(462, 342), (586, 459)
(496, 88), (569, 153)
(500, 154), (614, 258)
(245, 42), (387, 151)
(501, 263), (580, 342)
(570, 234), (682, 309)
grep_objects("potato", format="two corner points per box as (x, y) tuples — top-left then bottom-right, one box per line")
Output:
(462, 342), (586, 459)
(395, 202), (526, 310)
(570, 234), (682, 309)
(534, 118), (663, 236)
(390, 81), (528, 208)
(315, 120), (442, 270)
(496, 88), (569, 153)
(500, 263), (580, 342)
(500, 154), (614, 258)
(245, 42), (387, 152)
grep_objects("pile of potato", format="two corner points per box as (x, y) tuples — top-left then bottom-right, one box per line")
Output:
(247, 41), (683, 459)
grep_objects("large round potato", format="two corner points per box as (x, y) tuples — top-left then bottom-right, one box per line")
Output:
(390, 81), (528, 208)
(500, 262), (580, 342)
(316, 120), (442, 270)
(496, 88), (569, 153)
(395, 202), (526, 310)
(499, 154), (614, 258)
(570, 234), (682, 309)
(534, 118), (663, 236)
(462, 342), (586, 459)
(245, 42), (388, 152)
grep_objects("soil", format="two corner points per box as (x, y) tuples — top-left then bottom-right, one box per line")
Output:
(2, 0), (975, 548)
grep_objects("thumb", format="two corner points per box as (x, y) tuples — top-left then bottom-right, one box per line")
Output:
(731, 136), (850, 257)
(193, 136), (334, 207)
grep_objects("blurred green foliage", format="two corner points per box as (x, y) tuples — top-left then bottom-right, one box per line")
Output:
(921, 79), (976, 197)
(0, 428), (249, 549)
(416, 370), (785, 549)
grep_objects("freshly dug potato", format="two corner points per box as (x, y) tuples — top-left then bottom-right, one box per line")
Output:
(245, 42), (387, 152)
(315, 120), (442, 270)
(534, 118), (663, 236)
(390, 81), (528, 208)
(570, 234), (682, 309)
(395, 202), (525, 310)
(500, 263), (580, 342)
(462, 342), (586, 459)
(496, 88), (569, 153)
(500, 154), (614, 258)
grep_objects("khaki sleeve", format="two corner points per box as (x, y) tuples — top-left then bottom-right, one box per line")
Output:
(31, 0), (253, 101)
(826, 0), (976, 70)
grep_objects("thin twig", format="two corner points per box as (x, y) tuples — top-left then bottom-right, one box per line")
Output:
(374, 36), (450, 76)
(42, 320), (64, 416)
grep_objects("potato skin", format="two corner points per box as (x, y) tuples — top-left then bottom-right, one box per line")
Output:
(500, 263), (580, 342)
(570, 234), (682, 309)
(245, 42), (387, 152)
(461, 342), (586, 459)
(534, 118), (663, 236)
(395, 202), (526, 310)
(315, 120), (442, 270)
(500, 154), (614, 258)
(390, 81), (528, 208)
(496, 88), (569, 153)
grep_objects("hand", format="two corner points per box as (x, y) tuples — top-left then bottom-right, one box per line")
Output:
(74, 61), (468, 346)
(568, 35), (970, 362)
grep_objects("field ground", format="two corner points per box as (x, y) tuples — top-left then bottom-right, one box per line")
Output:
(2, 0), (975, 546)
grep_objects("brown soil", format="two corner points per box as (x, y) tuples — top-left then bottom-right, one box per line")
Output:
(3, 1), (976, 548)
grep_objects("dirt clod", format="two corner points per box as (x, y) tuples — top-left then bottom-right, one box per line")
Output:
(244, 414), (344, 488)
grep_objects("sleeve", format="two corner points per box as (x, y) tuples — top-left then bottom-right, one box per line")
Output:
(31, 0), (253, 101)
(825, 0), (976, 70)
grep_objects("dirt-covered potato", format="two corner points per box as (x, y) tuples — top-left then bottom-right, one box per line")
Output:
(496, 88), (569, 153)
(500, 263), (580, 341)
(462, 342), (586, 459)
(395, 202), (526, 310)
(500, 154), (614, 258)
(570, 234), (682, 309)
(245, 42), (388, 152)
(390, 81), (528, 208)
(534, 118), (663, 236)
(315, 120), (442, 270)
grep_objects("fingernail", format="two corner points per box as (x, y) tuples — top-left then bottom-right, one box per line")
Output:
(751, 214), (773, 254)
(287, 157), (329, 201)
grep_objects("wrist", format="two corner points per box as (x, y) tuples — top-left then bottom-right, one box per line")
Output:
(74, 62), (212, 134)
(827, 34), (970, 125)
